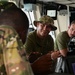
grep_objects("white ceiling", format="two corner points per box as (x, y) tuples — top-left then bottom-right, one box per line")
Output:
(38, 0), (75, 7)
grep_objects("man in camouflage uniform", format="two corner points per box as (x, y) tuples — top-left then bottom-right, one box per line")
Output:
(0, 25), (33, 75)
(0, 2), (34, 75)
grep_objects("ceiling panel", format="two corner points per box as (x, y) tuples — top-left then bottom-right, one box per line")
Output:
(38, 0), (75, 7)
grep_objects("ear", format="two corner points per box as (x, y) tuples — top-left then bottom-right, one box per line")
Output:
(34, 21), (37, 25)
(68, 25), (70, 29)
(34, 21), (38, 27)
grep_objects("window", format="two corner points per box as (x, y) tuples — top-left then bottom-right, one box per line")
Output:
(22, 8), (35, 28)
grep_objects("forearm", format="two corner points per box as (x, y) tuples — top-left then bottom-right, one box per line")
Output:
(30, 54), (54, 74)
(51, 51), (61, 60)
(59, 49), (68, 57)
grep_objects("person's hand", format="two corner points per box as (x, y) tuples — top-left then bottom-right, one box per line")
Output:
(31, 52), (54, 74)
(51, 51), (61, 60)
(29, 52), (42, 63)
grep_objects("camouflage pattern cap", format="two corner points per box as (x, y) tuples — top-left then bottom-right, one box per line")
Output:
(34, 15), (57, 31)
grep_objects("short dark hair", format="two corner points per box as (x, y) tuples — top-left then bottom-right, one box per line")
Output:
(71, 20), (75, 25)
(0, 4), (29, 43)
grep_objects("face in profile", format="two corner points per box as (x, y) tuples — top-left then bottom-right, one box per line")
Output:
(68, 24), (75, 37)
(18, 28), (28, 44)
(0, 7), (29, 44)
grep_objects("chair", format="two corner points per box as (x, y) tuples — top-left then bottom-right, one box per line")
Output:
(64, 55), (75, 74)
(55, 55), (75, 75)
(65, 37), (75, 74)
(55, 56), (65, 73)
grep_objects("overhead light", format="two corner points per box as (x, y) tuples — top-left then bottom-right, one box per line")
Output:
(38, 0), (55, 2)
(24, 4), (36, 11)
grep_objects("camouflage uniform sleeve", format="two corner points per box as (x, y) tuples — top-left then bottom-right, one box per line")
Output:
(0, 25), (34, 75)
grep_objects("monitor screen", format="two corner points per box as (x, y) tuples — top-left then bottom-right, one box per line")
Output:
(47, 10), (57, 20)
